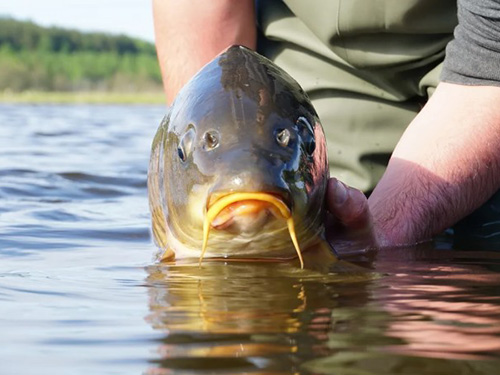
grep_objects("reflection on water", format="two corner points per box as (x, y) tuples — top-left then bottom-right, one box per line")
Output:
(1, 104), (500, 374)
(144, 249), (500, 375)
(144, 257), (370, 375)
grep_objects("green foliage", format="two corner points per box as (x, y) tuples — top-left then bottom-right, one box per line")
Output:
(0, 17), (162, 92)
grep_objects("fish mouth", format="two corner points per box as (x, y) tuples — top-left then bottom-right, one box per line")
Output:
(200, 192), (304, 268)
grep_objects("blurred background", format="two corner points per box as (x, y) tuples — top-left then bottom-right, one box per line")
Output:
(0, 0), (164, 104)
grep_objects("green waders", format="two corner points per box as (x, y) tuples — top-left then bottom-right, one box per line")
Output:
(256, 0), (500, 249)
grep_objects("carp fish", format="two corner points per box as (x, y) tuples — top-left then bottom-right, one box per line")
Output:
(148, 45), (334, 267)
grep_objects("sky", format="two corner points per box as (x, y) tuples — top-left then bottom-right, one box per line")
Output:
(0, 0), (155, 42)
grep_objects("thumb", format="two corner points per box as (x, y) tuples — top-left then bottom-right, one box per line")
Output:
(326, 178), (372, 230)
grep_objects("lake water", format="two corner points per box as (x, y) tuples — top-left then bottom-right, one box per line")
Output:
(1, 104), (500, 375)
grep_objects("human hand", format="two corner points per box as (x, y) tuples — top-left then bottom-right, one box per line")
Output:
(325, 177), (379, 256)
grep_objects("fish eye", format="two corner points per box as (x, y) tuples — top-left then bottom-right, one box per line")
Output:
(203, 130), (219, 151)
(296, 117), (316, 155)
(276, 128), (290, 147)
(177, 146), (186, 162)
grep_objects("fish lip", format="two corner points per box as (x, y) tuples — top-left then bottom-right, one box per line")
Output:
(200, 190), (304, 269)
(206, 191), (293, 212)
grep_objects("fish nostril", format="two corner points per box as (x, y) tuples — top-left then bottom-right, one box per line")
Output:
(203, 130), (220, 151)
(275, 128), (290, 147)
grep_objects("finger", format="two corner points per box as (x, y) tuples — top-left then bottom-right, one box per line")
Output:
(326, 178), (371, 230)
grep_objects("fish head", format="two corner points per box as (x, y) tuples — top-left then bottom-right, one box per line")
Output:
(150, 46), (329, 263)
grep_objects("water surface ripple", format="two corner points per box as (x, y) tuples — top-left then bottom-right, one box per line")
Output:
(1, 104), (499, 375)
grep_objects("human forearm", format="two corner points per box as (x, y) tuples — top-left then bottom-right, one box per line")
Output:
(368, 82), (500, 246)
(153, 0), (256, 104)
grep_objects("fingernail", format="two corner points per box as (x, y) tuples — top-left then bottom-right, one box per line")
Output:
(335, 180), (348, 205)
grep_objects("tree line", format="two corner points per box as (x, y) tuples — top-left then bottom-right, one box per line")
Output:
(0, 17), (163, 92)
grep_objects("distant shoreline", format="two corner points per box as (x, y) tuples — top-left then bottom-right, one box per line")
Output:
(0, 91), (166, 105)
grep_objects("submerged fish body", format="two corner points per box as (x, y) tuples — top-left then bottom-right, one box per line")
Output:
(148, 46), (331, 265)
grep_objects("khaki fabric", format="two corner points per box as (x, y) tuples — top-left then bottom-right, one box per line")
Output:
(256, 0), (457, 192)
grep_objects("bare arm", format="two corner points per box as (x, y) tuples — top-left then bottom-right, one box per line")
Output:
(152, 0), (256, 104)
(327, 82), (500, 249)
(368, 82), (500, 246)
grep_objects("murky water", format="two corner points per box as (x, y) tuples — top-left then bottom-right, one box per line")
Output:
(1, 104), (500, 375)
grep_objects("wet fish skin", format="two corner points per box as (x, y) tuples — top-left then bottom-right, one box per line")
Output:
(148, 45), (330, 262)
